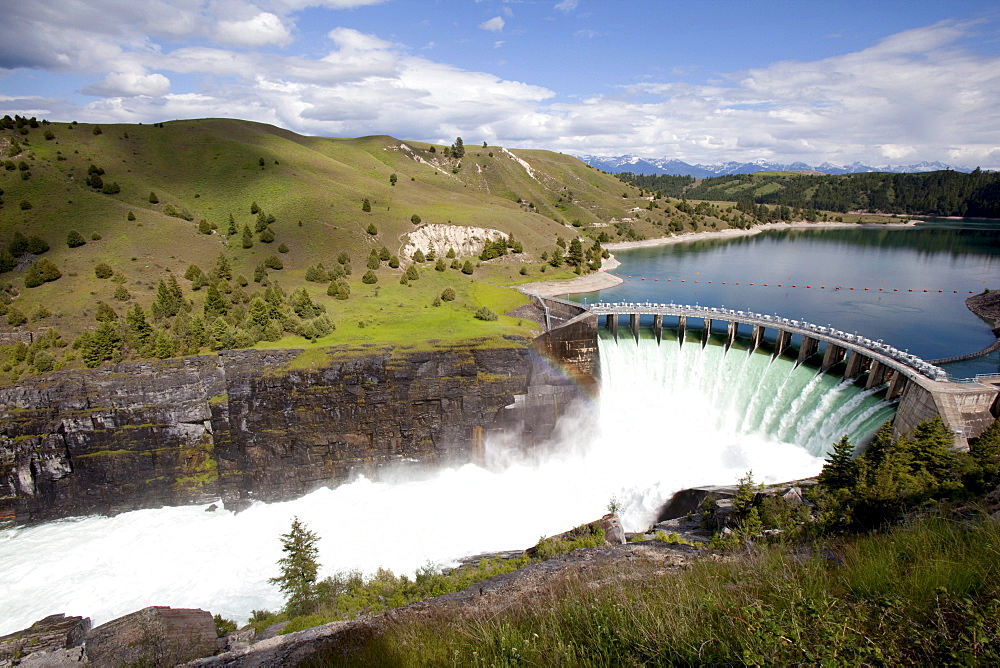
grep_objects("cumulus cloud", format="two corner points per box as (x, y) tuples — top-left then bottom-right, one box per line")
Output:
(81, 71), (171, 97)
(216, 12), (293, 47)
(479, 17), (505, 32)
(555, 0), (579, 11)
(3, 4), (998, 168)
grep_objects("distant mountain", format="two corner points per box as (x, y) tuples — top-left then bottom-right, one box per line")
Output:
(576, 154), (971, 177)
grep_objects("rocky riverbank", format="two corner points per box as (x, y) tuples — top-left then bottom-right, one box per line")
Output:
(967, 289), (1000, 329)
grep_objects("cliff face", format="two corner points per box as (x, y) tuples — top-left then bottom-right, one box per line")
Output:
(0, 342), (590, 525)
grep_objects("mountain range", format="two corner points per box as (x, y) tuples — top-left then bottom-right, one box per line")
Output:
(575, 155), (971, 178)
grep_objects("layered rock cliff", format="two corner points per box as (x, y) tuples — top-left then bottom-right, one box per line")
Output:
(1, 318), (598, 525)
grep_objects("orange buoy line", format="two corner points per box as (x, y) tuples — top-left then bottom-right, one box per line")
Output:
(609, 273), (974, 293)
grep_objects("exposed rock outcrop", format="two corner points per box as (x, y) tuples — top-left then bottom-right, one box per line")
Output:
(85, 606), (218, 667)
(2, 309), (598, 525)
(0, 614), (89, 667)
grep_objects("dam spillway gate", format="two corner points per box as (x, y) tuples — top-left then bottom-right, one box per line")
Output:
(582, 301), (999, 447)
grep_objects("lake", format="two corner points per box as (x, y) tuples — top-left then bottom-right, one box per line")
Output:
(567, 219), (1000, 378)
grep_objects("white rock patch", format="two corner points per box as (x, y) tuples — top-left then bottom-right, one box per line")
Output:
(401, 224), (508, 260)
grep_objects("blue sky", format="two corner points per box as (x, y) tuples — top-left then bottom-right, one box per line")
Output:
(1, 0), (999, 167)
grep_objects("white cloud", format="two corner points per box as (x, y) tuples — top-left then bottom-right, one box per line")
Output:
(81, 71), (171, 97)
(479, 17), (505, 32)
(555, 0), (579, 11)
(2, 5), (998, 169)
(216, 12), (293, 48)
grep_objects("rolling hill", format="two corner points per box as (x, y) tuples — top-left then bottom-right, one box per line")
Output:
(0, 116), (688, 381)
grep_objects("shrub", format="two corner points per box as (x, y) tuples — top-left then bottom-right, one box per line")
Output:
(435, 259), (446, 272)
(94, 263), (113, 279)
(259, 227), (275, 243)
(412, 249), (425, 263)
(114, 285), (131, 301)
(362, 198), (371, 213)
(6, 308), (26, 326)
(411, 214), (421, 225)
(198, 219), (212, 234)
(91, 232), (102, 241)
(278, 243), (289, 253)
(127, 211), (136, 221)
(24, 259), (61, 288)
(461, 260), (474, 275)
(264, 255), (283, 270)
(362, 270), (378, 284)
(26, 236), (48, 255)
(19, 200), (31, 210)
(474, 306), (498, 321)
(67, 231), (86, 248)
(441, 287), (456, 302)
(366, 223), (378, 235)
(149, 191), (159, 204)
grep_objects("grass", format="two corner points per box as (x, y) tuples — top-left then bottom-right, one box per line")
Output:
(0, 119), (661, 381)
(326, 512), (1000, 666)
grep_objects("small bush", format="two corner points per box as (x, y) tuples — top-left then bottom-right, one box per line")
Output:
(91, 232), (102, 241)
(362, 270), (378, 284)
(264, 255), (283, 270)
(441, 287), (456, 302)
(19, 200), (31, 210)
(474, 306), (498, 321)
(94, 262), (113, 279)
(67, 231), (86, 248)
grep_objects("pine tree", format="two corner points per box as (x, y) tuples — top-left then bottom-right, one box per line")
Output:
(269, 517), (321, 617)
(125, 304), (153, 353)
(204, 284), (228, 317)
(819, 436), (858, 490)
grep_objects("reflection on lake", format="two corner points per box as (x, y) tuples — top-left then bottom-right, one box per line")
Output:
(567, 220), (1000, 378)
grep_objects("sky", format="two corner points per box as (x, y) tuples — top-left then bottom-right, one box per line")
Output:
(1, 0), (999, 168)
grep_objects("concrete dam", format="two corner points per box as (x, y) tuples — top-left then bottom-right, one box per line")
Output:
(538, 296), (999, 449)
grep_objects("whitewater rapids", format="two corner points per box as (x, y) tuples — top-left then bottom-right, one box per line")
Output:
(0, 337), (894, 634)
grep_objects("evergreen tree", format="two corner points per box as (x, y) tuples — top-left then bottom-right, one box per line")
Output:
(568, 238), (584, 267)
(66, 230), (86, 248)
(204, 284), (228, 317)
(227, 213), (237, 236)
(461, 260), (474, 275)
(269, 517), (321, 617)
(819, 436), (858, 490)
(125, 304), (153, 353)
(362, 198), (371, 213)
(214, 254), (232, 281)
(451, 137), (465, 159)
(242, 224), (254, 249)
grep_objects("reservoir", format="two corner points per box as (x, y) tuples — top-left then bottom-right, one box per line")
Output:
(570, 219), (1000, 378)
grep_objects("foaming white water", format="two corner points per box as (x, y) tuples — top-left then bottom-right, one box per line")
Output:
(0, 336), (894, 635)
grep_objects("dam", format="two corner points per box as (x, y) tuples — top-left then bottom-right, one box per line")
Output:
(538, 296), (999, 448)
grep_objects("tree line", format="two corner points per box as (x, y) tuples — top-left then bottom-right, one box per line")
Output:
(626, 169), (1000, 217)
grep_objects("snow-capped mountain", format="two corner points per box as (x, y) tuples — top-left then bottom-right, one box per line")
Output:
(576, 154), (970, 177)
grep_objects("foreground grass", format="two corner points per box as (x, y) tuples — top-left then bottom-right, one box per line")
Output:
(325, 513), (1000, 666)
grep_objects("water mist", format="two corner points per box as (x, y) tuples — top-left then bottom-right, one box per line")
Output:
(0, 335), (894, 634)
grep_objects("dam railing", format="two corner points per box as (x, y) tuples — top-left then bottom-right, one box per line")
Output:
(586, 301), (949, 384)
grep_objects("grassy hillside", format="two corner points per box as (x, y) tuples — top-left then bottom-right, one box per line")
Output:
(0, 116), (695, 381)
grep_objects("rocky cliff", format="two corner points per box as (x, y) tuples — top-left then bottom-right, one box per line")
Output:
(1, 321), (598, 525)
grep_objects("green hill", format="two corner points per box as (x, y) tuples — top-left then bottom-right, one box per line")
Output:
(0, 116), (696, 381)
